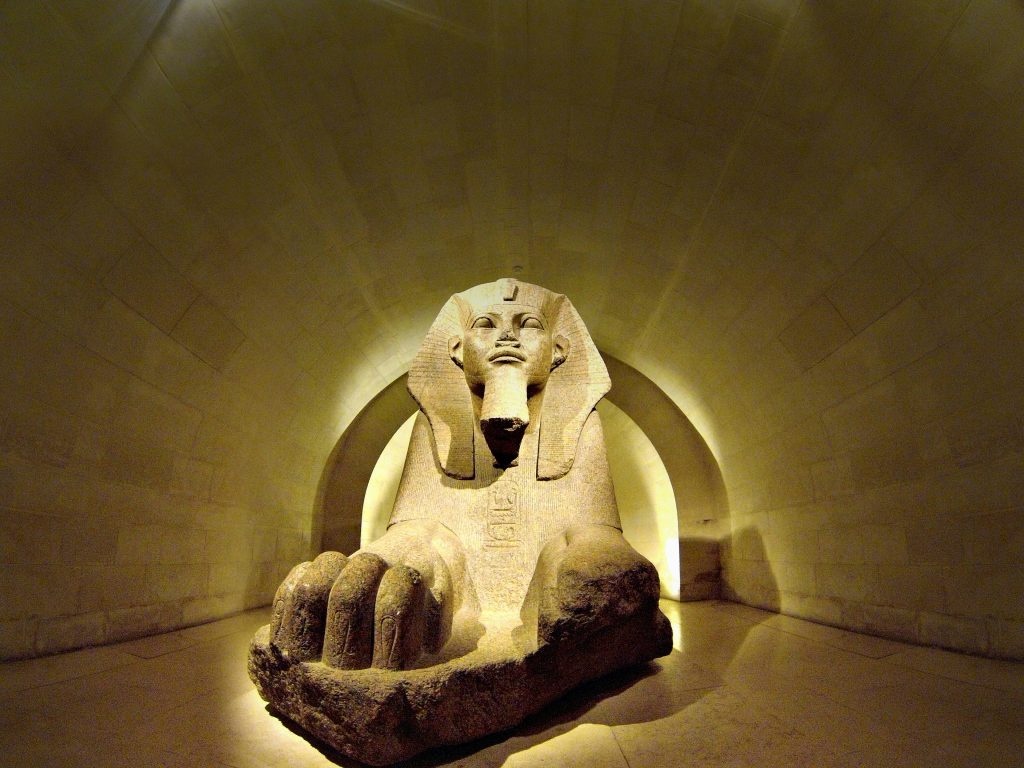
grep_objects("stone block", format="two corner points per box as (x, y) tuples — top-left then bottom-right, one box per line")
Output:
(209, 562), (250, 595)
(102, 246), (197, 334)
(906, 520), (963, 566)
(182, 592), (245, 625)
(206, 526), (254, 564)
(100, 437), (176, 490)
(116, 524), (164, 565)
(815, 563), (871, 602)
(840, 602), (917, 644)
(827, 248), (921, 333)
(867, 296), (942, 377)
(115, 377), (202, 454)
(987, 618), (1024, 660)
(810, 455), (856, 500)
(77, 564), (150, 612)
(274, 529), (309, 563)
(61, 520), (118, 566)
(774, 561), (815, 594)
(1, 406), (78, 468)
(171, 297), (246, 371)
(918, 611), (989, 655)
(822, 376), (906, 450)
(148, 564), (208, 602)
(869, 564), (948, 613)
(105, 602), (183, 643)
(251, 528), (278, 563)
(0, 618), (37, 659)
(157, 526), (207, 565)
(818, 526), (865, 564)
(787, 594), (845, 627)
(0, 511), (61, 565)
(679, 537), (721, 601)
(944, 404), (1024, 469)
(859, 524), (908, 565)
(778, 295), (853, 370)
(35, 611), (106, 655)
(0, 567), (78, 621)
(849, 438), (927, 488)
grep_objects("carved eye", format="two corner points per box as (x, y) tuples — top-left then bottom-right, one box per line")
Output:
(471, 316), (495, 329)
(521, 316), (544, 330)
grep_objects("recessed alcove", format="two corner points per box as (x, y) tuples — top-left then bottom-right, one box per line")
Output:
(316, 354), (726, 603)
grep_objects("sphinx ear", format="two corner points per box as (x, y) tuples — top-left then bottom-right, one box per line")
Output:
(551, 334), (569, 371)
(448, 335), (464, 369)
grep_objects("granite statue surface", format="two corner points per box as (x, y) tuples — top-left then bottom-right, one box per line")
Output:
(248, 278), (672, 764)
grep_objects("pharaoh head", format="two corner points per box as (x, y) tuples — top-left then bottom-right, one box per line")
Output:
(447, 279), (569, 465)
(408, 279), (609, 479)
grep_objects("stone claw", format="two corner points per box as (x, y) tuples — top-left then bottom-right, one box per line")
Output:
(372, 565), (427, 670)
(270, 521), (468, 672)
(323, 552), (388, 669)
(271, 551), (347, 660)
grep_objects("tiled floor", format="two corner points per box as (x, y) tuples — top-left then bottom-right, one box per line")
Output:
(2, 600), (1023, 767)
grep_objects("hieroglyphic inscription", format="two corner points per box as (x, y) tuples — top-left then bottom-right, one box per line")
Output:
(486, 478), (520, 542)
(481, 478), (524, 605)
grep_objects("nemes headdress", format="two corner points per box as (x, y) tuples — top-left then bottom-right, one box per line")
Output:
(407, 279), (610, 480)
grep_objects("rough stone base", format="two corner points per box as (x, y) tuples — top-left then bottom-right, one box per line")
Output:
(248, 608), (672, 765)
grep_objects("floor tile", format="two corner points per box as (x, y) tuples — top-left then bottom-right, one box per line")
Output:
(114, 630), (196, 659)
(0, 644), (137, 694)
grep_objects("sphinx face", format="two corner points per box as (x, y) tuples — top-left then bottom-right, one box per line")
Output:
(459, 304), (555, 393)
(449, 302), (568, 467)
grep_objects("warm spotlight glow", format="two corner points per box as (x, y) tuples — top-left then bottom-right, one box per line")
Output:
(650, 366), (723, 465)
(360, 413), (417, 548)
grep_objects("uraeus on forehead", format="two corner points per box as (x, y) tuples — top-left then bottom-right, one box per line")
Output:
(457, 279), (564, 322)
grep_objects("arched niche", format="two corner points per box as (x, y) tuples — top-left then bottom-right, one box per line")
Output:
(358, 400), (682, 598)
(313, 354), (727, 599)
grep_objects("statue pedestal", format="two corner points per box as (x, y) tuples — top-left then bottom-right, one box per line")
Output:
(248, 608), (672, 765)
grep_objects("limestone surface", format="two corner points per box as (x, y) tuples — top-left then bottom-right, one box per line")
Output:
(249, 279), (673, 764)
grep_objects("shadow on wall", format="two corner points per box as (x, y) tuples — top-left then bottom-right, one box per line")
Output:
(679, 537), (723, 601)
(720, 527), (780, 613)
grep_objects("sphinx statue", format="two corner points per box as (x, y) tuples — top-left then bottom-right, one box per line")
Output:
(248, 279), (672, 765)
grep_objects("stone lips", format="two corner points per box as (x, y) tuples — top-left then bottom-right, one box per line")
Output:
(248, 608), (672, 765)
